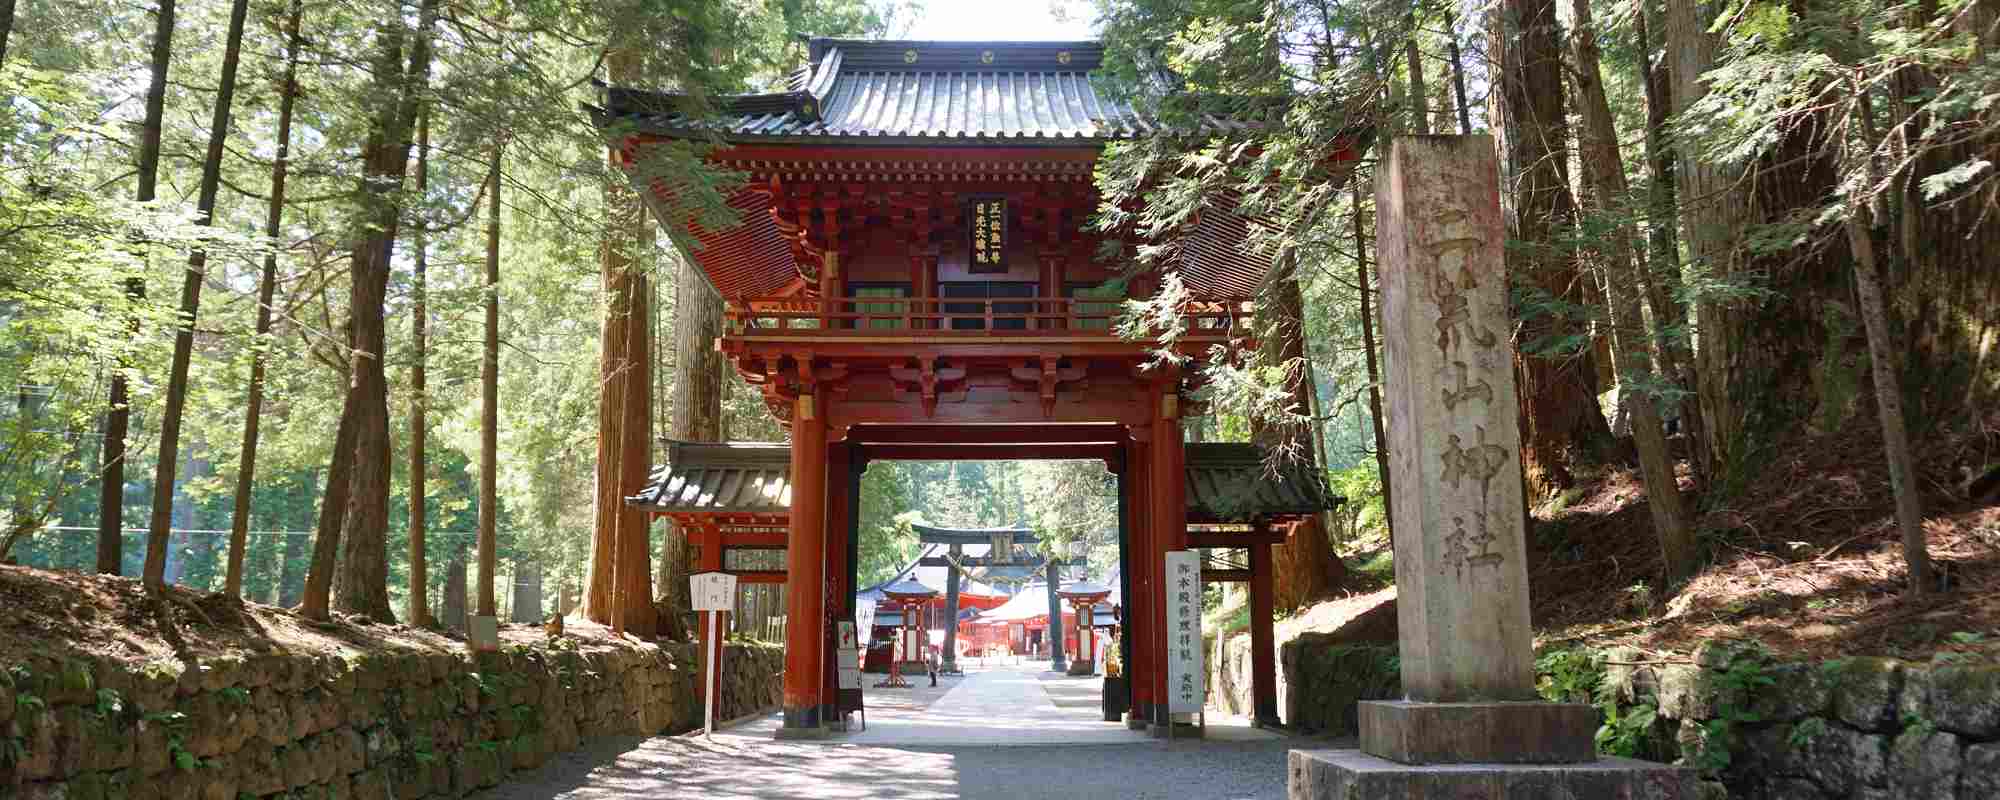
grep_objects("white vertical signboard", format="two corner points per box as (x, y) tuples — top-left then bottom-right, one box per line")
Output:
(690, 571), (737, 738)
(1164, 550), (1205, 714)
(836, 621), (862, 690)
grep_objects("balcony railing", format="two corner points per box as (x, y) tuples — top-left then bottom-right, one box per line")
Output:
(723, 296), (1254, 338)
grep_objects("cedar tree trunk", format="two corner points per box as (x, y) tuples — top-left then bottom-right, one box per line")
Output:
(145, 0), (249, 592)
(99, 0), (176, 575)
(1569, 0), (1694, 580)
(406, 107), (431, 625)
(1491, 0), (1614, 498)
(477, 141), (501, 619)
(225, 0), (298, 596)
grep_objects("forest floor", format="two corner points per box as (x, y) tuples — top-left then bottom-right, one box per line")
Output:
(1523, 408), (2000, 663)
(1304, 408), (2000, 664)
(0, 565), (630, 670)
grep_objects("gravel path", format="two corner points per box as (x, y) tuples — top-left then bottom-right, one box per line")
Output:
(483, 663), (1319, 799)
(482, 731), (1302, 800)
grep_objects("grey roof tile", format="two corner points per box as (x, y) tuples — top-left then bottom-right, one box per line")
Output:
(597, 39), (1232, 144)
(629, 440), (1342, 521)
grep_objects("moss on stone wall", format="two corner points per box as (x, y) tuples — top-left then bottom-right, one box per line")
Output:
(0, 639), (784, 800)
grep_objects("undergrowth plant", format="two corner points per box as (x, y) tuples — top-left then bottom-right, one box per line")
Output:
(1534, 647), (1661, 759)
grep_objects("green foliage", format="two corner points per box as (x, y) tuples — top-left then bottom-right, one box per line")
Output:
(408, 734), (438, 765)
(1535, 647), (1661, 759)
(1690, 649), (1780, 773)
(92, 687), (125, 718)
(1535, 648), (1606, 705)
(144, 710), (199, 771)
(1788, 716), (1828, 749)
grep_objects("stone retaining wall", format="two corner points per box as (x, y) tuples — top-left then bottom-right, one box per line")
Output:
(0, 639), (783, 800)
(1248, 631), (1999, 799)
(1208, 628), (1401, 735)
(1602, 643), (2000, 800)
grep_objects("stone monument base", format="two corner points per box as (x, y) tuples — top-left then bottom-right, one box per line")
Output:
(1289, 749), (1698, 799)
(1065, 659), (1095, 676)
(1358, 700), (1597, 764)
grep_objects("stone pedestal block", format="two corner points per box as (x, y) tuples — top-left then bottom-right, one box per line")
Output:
(466, 616), (499, 652)
(1359, 700), (1598, 764)
(1289, 749), (1698, 800)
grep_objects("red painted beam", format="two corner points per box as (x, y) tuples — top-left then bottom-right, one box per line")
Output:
(731, 570), (789, 584)
(846, 423), (1128, 445)
(1201, 569), (1253, 583)
(858, 443), (1121, 462)
(1188, 530), (1289, 548)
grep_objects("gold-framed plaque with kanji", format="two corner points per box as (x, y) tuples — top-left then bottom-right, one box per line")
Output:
(967, 195), (1008, 273)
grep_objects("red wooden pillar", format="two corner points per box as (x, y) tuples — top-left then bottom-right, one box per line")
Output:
(1147, 374), (1187, 727)
(821, 440), (853, 721)
(1125, 435), (1154, 724)
(781, 390), (828, 733)
(1249, 522), (1279, 726)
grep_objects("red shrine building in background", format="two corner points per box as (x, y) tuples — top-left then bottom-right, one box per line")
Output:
(598, 38), (1357, 737)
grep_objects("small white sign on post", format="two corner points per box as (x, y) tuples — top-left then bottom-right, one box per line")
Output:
(836, 621), (862, 690)
(691, 571), (738, 612)
(689, 572), (738, 738)
(1164, 550), (1205, 714)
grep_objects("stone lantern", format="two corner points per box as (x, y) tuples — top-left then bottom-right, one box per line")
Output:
(1057, 581), (1113, 676)
(878, 579), (936, 688)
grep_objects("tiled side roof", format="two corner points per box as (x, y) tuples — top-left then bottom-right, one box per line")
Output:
(599, 38), (1254, 144)
(628, 439), (1344, 522)
(626, 441), (791, 514)
(1183, 443), (1346, 521)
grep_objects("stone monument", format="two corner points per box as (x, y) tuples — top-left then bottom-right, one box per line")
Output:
(1289, 136), (1696, 797)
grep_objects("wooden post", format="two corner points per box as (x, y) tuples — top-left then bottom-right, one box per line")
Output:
(697, 524), (724, 710)
(822, 441), (852, 721)
(1249, 525), (1278, 726)
(781, 390), (828, 734)
(1148, 375), (1187, 727)
(1126, 435), (1154, 724)
(1045, 559), (1067, 672)
(942, 542), (962, 673)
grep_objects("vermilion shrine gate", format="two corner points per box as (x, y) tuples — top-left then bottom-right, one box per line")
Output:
(599, 38), (1357, 737)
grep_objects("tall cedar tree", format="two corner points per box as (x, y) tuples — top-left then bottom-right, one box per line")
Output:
(1255, 266), (1347, 610)
(662, 252), (724, 640)
(1631, 2), (1707, 488)
(1351, 182), (1392, 540)
(611, 262), (655, 635)
(1845, 87), (1929, 593)
(584, 49), (638, 628)
(305, 0), (438, 622)
(1491, 0), (1614, 497)
(583, 43), (660, 636)
(406, 108), (432, 625)
(146, 0), (252, 592)
(1663, 0), (1745, 479)
(99, 0), (177, 575)
(1443, 7), (1472, 134)
(477, 142), (502, 619)
(1566, 0), (1693, 579)
(226, 0), (305, 596)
